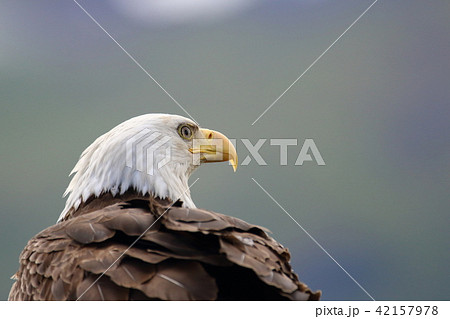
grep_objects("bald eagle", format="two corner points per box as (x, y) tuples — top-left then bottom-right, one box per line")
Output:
(9, 114), (320, 301)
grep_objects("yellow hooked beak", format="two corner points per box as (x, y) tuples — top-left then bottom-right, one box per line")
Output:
(189, 128), (238, 172)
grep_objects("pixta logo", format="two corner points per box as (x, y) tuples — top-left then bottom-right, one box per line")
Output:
(233, 138), (325, 166)
(125, 129), (325, 175)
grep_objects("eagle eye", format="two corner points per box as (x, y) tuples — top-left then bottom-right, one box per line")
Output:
(178, 124), (194, 140)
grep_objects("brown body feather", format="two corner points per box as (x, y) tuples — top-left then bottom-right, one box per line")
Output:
(9, 192), (320, 300)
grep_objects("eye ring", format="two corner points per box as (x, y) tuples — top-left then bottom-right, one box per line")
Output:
(178, 124), (194, 140)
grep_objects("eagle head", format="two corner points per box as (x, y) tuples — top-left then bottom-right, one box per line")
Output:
(58, 113), (237, 222)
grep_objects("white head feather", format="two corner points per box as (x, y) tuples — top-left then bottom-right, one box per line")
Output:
(58, 114), (200, 222)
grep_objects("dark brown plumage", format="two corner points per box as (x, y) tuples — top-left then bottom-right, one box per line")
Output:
(9, 191), (320, 301)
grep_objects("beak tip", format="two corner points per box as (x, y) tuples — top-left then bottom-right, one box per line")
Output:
(230, 160), (237, 172)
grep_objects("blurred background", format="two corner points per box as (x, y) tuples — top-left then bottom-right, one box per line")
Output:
(1, 0), (449, 300)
